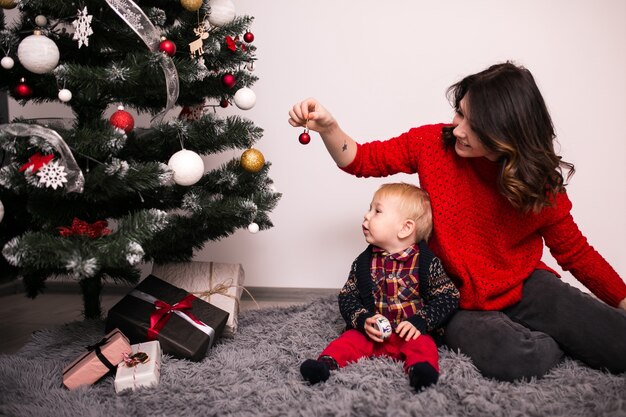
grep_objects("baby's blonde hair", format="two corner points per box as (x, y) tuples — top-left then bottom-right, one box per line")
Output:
(374, 183), (433, 242)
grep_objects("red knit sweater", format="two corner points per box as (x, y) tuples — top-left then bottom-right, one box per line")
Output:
(342, 123), (626, 310)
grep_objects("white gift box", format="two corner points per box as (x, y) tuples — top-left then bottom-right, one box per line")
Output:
(114, 340), (161, 393)
(152, 261), (245, 337)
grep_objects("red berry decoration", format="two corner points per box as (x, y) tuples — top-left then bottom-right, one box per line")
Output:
(221, 73), (236, 88)
(243, 31), (254, 43)
(159, 39), (177, 57)
(299, 132), (311, 145)
(219, 98), (229, 108)
(14, 79), (32, 99)
(109, 106), (135, 133)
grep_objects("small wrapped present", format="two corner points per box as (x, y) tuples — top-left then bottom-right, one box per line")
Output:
(63, 328), (132, 390)
(152, 261), (245, 337)
(114, 340), (161, 393)
(105, 275), (229, 361)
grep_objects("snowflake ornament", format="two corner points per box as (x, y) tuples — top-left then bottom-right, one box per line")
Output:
(36, 160), (68, 189)
(72, 7), (94, 48)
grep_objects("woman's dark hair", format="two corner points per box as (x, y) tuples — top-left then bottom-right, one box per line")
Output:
(442, 62), (575, 212)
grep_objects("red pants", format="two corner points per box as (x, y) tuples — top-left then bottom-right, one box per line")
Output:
(320, 329), (439, 372)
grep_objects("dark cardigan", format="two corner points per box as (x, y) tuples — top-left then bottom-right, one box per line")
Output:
(338, 241), (459, 335)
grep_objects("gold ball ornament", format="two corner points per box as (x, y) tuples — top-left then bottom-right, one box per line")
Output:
(181, 0), (203, 12)
(0, 0), (17, 9)
(240, 148), (265, 173)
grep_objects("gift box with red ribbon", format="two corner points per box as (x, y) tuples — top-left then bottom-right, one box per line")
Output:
(105, 275), (229, 361)
(152, 261), (246, 337)
(63, 328), (132, 390)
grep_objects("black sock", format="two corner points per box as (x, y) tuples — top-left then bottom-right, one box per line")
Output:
(300, 357), (336, 384)
(408, 362), (439, 391)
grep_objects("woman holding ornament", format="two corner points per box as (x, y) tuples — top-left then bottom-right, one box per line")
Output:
(288, 62), (626, 381)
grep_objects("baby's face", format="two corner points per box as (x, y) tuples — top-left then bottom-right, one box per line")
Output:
(362, 194), (406, 251)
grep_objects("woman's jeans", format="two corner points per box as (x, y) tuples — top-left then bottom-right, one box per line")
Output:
(444, 269), (626, 381)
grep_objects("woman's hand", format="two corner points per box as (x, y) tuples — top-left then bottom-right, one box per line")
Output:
(396, 321), (421, 341)
(288, 98), (337, 134)
(288, 98), (357, 167)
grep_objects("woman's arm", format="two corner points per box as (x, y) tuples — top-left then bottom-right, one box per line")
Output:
(288, 98), (356, 167)
(541, 193), (626, 307)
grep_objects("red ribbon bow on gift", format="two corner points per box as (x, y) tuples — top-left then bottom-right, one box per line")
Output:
(147, 294), (204, 340)
(58, 218), (112, 238)
(19, 152), (55, 173)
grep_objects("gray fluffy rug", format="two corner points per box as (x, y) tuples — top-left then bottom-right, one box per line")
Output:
(1, 296), (625, 417)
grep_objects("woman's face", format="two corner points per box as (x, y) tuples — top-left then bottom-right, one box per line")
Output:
(451, 97), (498, 161)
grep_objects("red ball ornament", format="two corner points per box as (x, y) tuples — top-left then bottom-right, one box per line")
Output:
(221, 73), (236, 88)
(243, 31), (254, 43)
(14, 79), (32, 99)
(109, 106), (135, 133)
(299, 132), (311, 145)
(159, 39), (177, 57)
(219, 98), (230, 108)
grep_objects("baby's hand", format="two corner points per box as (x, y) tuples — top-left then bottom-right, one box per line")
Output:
(364, 314), (385, 343)
(288, 98), (336, 133)
(396, 321), (421, 342)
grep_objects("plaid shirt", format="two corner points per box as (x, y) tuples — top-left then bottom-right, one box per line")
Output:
(371, 244), (423, 327)
(338, 242), (459, 334)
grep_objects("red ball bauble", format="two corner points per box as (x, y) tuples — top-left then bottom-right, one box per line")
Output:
(219, 98), (230, 108)
(221, 73), (236, 88)
(298, 132), (311, 145)
(159, 39), (177, 57)
(14, 80), (32, 99)
(109, 106), (135, 133)
(243, 31), (254, 43)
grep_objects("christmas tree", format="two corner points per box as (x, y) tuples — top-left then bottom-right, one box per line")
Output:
(0, 0), (280, 318)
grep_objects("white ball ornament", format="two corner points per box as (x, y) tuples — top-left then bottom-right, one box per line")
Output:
(247, 222), (259, 234)
(168, 149), (205, 186)
(17, 31), (60, 74)
(0, 199), (4, 223)
(35, 15), (48, 27)
(233, 87), (256, 110)
(58, 88), (72, 102)
(1, 56), (14, 69)
(207, 0), (236, 27)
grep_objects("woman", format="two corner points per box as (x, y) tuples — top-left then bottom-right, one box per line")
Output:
(288, 62), (626, 381)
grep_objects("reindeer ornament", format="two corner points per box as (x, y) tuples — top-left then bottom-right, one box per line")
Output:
(189, 26), (209, 57)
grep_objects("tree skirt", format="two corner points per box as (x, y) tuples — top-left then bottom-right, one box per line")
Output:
(0, 296), (624, 417)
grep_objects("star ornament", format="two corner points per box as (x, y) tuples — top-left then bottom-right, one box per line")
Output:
(72, 7), (94, 48)
(36, 160), (68, 190)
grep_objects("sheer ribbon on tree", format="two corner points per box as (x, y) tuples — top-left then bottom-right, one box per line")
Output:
(0, 123), (85, 193)
(105, 0), (180, 125)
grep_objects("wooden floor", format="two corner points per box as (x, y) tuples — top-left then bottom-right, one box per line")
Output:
(0, 280), (337, 355)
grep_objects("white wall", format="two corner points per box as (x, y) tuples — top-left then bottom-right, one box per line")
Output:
(7, 0), (626, 292)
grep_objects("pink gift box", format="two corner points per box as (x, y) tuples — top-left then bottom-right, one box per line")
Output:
(63, 328), (132, 390)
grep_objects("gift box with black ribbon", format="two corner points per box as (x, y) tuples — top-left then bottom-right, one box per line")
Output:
(63, 328), (132, 390)
(105, 275), (229, 362)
